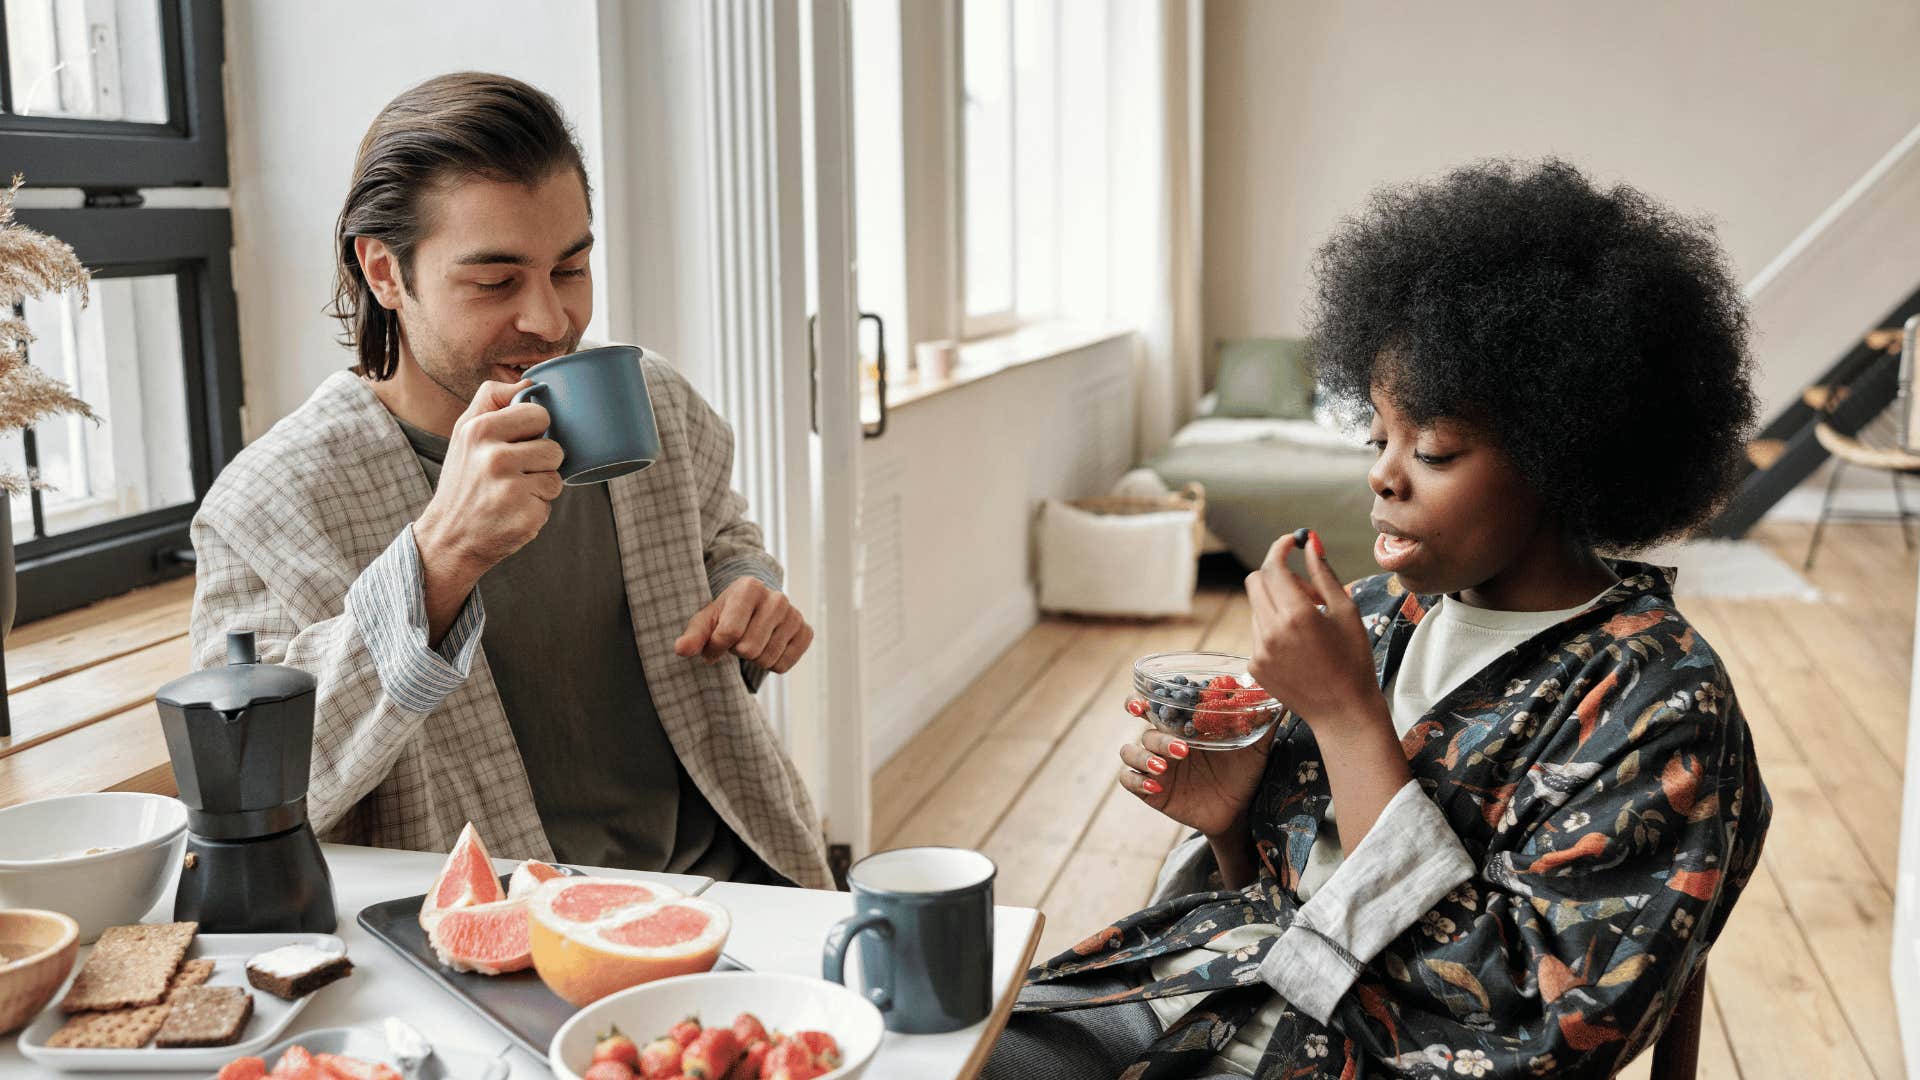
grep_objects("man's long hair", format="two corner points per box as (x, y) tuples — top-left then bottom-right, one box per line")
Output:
(329, 72), (591, 380)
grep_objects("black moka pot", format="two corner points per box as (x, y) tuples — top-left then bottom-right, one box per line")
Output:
(156, 631), (336, 932)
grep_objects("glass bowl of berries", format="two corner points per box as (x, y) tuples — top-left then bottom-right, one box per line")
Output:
(1127, 651), (1284, 750)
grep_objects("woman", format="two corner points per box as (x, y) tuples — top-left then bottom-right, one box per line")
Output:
(987, 158), (1771, 1079)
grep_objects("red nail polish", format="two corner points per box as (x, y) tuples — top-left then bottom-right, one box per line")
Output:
(1169, 741), (1189, 759)
(1309, 531), (1325, 559)
(1147, 756), (1167, 774)
(1142, 778), (1163, 795)
(1126, 698), (1147, 718)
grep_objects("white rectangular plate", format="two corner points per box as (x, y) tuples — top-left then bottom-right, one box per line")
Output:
(16, 932), (347, 1073)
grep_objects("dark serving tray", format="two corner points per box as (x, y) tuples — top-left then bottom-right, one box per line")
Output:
(358, 877), (745, 1060)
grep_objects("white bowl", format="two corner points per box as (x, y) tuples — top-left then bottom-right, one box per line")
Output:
(0, 793), (188, 943)
(550, 971), (885, 1080)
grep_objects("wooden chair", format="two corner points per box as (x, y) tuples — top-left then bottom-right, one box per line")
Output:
(1647, 959), (1709, 1080)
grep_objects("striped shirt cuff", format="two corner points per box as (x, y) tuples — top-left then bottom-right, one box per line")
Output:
(707, 553), (782, 598)
(1259, 779), (1475, 1024)
(347, 523), (486, 715)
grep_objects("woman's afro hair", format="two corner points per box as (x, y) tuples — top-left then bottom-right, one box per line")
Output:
(1307, 157), (1757, 551)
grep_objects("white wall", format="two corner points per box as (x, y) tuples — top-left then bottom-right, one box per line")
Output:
(1203, 0), (1920, 412)
(858, 335), (1137, 766)
(223, 1), (610, 438)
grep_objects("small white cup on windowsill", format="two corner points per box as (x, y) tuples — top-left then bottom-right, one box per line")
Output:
(916, 339), (959, 382)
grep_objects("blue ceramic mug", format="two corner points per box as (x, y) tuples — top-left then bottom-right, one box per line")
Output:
(508, 345), (662, 485)
(822, 846), (996, 1034)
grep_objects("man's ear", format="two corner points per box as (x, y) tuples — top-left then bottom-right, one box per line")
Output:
(355, 236), (407, 310)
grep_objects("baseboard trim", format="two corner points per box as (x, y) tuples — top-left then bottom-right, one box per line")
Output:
(864, 586), (1038, 770)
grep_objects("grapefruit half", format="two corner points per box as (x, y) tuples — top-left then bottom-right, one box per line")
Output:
(427, 897), (533, 974)
(527, 878), (725, 1007)
(419, 821), (506, 931)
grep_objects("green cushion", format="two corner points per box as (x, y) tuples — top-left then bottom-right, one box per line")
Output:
(1213, 337), (1315, 419)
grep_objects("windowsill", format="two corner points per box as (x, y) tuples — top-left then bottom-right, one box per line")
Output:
(859, 322), (1133, 421)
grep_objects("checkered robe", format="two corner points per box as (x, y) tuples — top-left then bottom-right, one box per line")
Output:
(187, 353), (833, 889)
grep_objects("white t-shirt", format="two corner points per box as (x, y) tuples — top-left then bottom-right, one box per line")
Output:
(1145, 587), (1607, 1075)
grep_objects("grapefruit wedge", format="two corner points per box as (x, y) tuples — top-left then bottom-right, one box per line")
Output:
(507, 858), (566, 900)
(419, 821), (506, 931)
(427, 897), (533, 974)
(527, 878), (724, 1007)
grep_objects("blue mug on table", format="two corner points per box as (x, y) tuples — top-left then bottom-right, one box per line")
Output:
(509, 344), (662, 485)
(822, 846), (996, 1034)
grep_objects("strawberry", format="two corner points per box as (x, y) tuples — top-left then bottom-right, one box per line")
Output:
(316, 1056), (401, 1080)
(640, 1037), (685, 1079)
(680, 1029), (741, 1080)
(270, 1046), (323, 1080)
(726, 1039), (770, 1080)
(790, 1031), (842, 1071)
(218, 1059), (269, 1080)
(730, 1013), (769, 1047)
(761, 1042), (822, 1080)
(1191, 710), (1238, 739)
(583, 1063), (637, 1080)
(669, 1019), (704, 1048)
(595, 1030), (643, 1069)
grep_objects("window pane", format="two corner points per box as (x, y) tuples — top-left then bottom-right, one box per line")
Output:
(962, 0), (1014, 320)
(1013, 0), (1058, 319)
(20, 273), (193, 537)
(5, 0), (169, 123)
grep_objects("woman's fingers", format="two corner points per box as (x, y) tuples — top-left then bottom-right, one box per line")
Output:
(1118, 740), (1168, 778)
(1139, 727), (1190, 760)
(1301, 530), (1355, 616)
(1259, 532), (1320, 609)
(1116, 766), (1164, 799)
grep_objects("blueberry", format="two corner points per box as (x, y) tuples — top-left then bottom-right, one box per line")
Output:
(1168, 674), (1190, 687)
(1292, 526), (1311, 546)
(1183, 721), (1197, 737)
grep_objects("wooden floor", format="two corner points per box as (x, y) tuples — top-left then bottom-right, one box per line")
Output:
(872, 520), (1916, 1080)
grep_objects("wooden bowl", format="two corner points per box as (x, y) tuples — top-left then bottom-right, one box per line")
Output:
(0, 909), (80, 1035)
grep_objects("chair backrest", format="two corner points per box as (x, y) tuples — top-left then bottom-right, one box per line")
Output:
(1648, 959), (1708, 1080)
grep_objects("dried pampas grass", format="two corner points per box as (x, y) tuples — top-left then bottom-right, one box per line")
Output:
(0, 174), (97, 494)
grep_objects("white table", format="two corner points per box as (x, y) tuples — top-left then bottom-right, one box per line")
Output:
(2, 844), (1043, 1079)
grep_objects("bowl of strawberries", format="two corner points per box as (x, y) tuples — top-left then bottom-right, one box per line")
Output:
(1128, 651), (1285, 750)
(549, 971), (882, 1080)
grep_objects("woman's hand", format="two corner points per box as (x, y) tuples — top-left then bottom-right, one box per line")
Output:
(1117, 722), (1275, 841)
(1246, 530), (1384, 737)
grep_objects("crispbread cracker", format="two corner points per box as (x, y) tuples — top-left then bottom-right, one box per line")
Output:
(43, 1003), (171, 1049)
(166, 958), (216, 1000)
(153, 986), (252, 1048)
(58, 922), (197, 1013)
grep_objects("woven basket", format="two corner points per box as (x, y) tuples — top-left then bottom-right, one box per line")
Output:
(1065, 482), (1208, 550)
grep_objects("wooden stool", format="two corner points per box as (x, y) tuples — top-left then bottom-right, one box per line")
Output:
(1649, 960), (1709, 1080)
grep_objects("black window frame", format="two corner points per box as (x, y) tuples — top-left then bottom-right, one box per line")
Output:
(0, 0), (228, 188)
(0, 0), (237, 622)
(9, 207), (242, 623)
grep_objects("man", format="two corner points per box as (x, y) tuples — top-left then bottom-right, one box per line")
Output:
(188, 72), (832, 889)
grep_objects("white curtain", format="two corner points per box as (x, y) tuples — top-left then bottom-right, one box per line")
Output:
(1106, 0), (1206, 459)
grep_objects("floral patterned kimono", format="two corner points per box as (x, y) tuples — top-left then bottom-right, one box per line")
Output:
(1013, 561), (1770, 1078)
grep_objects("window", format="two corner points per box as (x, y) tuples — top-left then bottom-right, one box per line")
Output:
(957, 0), (1058, 337)
(1, 0), (238, 622)
(0, 0), (228, 187)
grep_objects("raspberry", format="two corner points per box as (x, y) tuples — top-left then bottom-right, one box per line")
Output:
(1207, 675), (1240, 691)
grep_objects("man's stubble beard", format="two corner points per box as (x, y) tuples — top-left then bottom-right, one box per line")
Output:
(397, 308), (582, 406)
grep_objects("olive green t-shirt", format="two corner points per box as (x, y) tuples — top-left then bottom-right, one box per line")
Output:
(395, 417), (778, 883)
